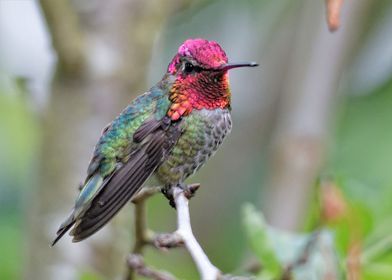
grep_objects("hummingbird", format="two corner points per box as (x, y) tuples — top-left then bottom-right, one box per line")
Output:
(52, 38), (258, 245)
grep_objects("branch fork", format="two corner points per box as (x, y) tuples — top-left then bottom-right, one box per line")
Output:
(127, 184), (221, 280)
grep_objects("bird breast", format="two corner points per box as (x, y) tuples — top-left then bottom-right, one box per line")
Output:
(155, 108), (232, 185)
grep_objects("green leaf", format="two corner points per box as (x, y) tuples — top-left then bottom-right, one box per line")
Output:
(363, 234), (392, 264)
(333, 220), (351, 256)
(242, 203), (341, 279)
(350, 202), (374, 238)
(242, 203), (282, 277)
(363, 262), (392, 280)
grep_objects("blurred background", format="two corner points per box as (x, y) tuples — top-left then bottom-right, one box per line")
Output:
(1, 0), (392, 279)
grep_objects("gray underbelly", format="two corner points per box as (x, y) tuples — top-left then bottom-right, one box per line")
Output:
(155, 108), (232, 185)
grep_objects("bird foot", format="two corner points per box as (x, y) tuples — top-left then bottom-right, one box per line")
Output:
(162, 183), (201, 208)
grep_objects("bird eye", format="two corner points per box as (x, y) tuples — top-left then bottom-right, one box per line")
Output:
(184, 62), (194, 73)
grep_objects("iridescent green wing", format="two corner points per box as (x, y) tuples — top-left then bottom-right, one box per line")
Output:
(71, 116), (182, 242)
(52, 87), (176, 245)
(87, 87), (171, 180)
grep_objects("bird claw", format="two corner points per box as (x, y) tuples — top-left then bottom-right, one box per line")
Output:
(182, 183), (200, 199)
(162, 183), (201, 208)
(161, 187), (176, 208)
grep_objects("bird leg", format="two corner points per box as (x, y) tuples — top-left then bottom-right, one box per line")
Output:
(162, 183), (201, 208)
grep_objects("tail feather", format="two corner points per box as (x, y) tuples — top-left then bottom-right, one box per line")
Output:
(70, 143), (159, 242)
(51, 174), (103, 246)
(51, 214), (76, 246)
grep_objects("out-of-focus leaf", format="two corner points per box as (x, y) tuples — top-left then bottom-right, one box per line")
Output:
(333, 219), (351, 256)
(268, 228), (341, 280)
(0, 214), (22, 280)
(0, 75), (39, 187)
(319, 178), (374, 258)
(364, 219), (392, 250)
(350, 202), (374, 239)
(242, 204), (341, 279)
(331, 80), (392, 219)
(363, 234), (392, 264)
(332, 200), (373, 256)
(242, 203), (282, 278)
(363, 262), (392, 280)
(78, 271), (105, 280)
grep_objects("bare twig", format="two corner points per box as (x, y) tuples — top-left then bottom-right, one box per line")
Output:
(131, 187), (163, 254)
(132, 186), (162, 204)
(172, 186), (221, 280)
(126, 187), (162, 279)
(127, 184), (221, 279)
(125, 186), (187, 279)
(325, 0), (344, 32)
(153, 232), (183, 250)
(132, 197), (152, 254)
(127, 254), (177, 280)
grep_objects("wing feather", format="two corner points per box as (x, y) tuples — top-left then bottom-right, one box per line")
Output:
(70, 120), (182, 242)
(52, 89), (174, 245)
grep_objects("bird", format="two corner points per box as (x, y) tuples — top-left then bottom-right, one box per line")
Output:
(52, 38), (258, 245)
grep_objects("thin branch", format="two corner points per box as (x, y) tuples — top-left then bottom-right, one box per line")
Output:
(132, 197), (150, 254)
(153, 232), (183, 250)
(132, 186), (162, 204)
(172, 186), (221, 280)
(131, 186), (162, 254)
(126, 187), (161, 280)
(126, 186), (184, 279)
(128, 184), (249, 280)
(126, 184), (221, 279)
(325, 0), (344, 32)
(127, 254), (177, 280)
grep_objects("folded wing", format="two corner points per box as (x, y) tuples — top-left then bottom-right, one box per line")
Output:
(52, 116), (182, 245)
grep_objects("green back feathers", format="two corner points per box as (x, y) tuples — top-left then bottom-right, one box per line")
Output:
(88, 87), (170, 179)
(74, 174), (103, 215)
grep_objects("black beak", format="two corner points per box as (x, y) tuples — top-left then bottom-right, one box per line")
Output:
(218, 62), (258, 71)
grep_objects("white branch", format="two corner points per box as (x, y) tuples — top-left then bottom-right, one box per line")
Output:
(173, 187), (221, 280)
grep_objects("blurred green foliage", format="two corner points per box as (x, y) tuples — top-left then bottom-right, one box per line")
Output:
(243, 204), (282, 279)
(241, 78), (392, 279)
(243, 204), (339, 279)
(0, 212), (23, 280)
(331, 79), (392, 279)
(78, 271), (105, 280)
(331, 79), (392, 217)
(0, 76), (39, 279)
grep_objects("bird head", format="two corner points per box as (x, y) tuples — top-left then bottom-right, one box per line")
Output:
(165, 39), (258, 121)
